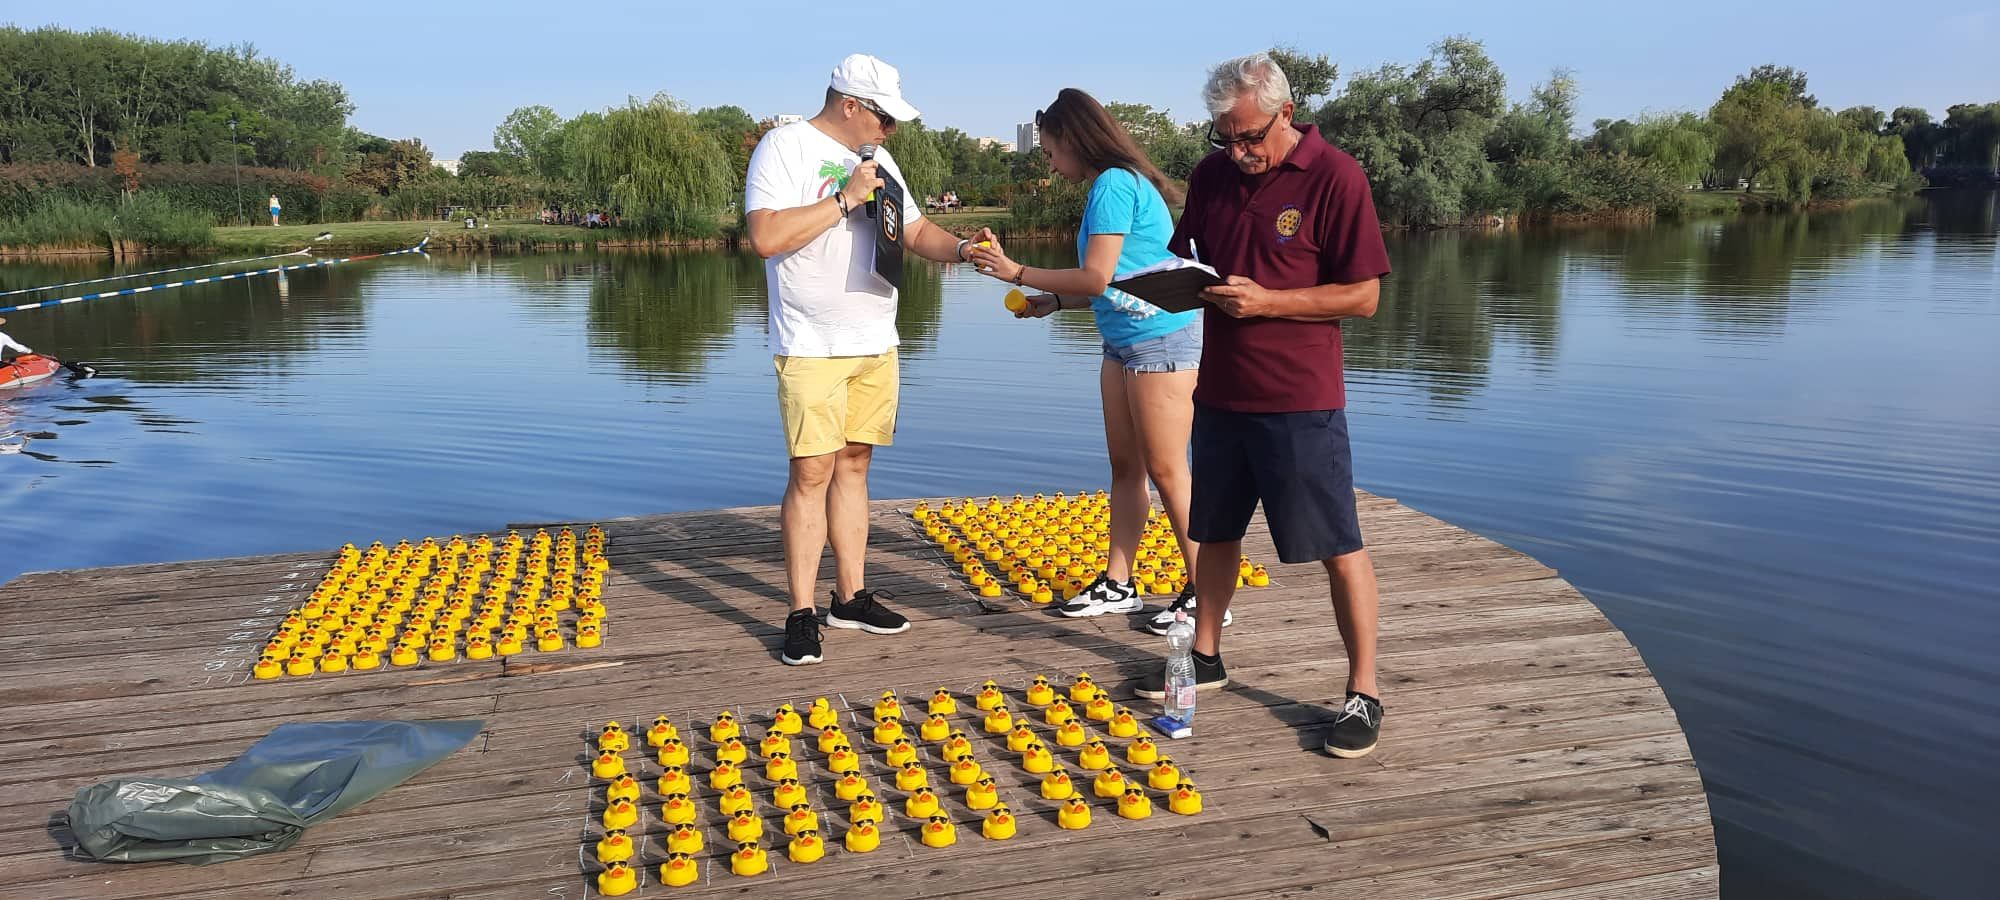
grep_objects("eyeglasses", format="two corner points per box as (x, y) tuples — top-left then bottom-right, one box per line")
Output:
(849, 95), (895, 129)
(1207, 110), (1282, 150)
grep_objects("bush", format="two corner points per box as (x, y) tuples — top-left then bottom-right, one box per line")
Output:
(0, 193), (212, 249)
(107, 193), (214, 249)
(0, 163), (330, 224)
(0, 196), (113, 249)
(1008, 178), (1087, 232)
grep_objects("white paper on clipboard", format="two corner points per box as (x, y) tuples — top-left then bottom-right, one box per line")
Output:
(1108, 257), (1225, 313)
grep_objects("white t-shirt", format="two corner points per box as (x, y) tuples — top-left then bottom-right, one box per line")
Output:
(745, 121), (923, 357)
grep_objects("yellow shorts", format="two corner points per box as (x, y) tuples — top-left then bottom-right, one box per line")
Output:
(774, 350), (899, 458)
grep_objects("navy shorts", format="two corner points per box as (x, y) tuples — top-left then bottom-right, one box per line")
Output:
(1188, 403), (1364, 564)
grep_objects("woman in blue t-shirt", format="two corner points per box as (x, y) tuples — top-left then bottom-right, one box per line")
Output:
(968, 88), (1205, 627)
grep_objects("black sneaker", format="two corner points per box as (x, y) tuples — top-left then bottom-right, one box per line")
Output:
(1059, 574), (1143, 618)
(1323, 692), (1382, 758)
(1134, 652), (1229, 699)
(1144, 585), (1232, 636)
(780, 609), (822, 666)
(826, 588), (911, 635)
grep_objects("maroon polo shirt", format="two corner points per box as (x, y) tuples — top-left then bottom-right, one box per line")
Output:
(1169, 124), (1390, 413)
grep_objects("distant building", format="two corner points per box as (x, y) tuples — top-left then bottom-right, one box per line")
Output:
(774, 114), (804, 126)
(1016, 122), (1039, 152)
(975, 136), (1000, 150)
(434, 159), (461, 175)
(999, 141), (1017, 153)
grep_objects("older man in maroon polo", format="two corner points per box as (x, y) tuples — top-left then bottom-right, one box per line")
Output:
(1135, 52), (1392, 758)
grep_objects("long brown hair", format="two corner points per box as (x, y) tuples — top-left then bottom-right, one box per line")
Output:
(1035, 88), (1184, 206)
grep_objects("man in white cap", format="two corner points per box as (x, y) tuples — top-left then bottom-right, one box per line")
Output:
(0, 317), (32, 363)
(745, 53), (981, 666)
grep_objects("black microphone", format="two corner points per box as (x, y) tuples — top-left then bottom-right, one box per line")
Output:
(859, 144), (879, 219)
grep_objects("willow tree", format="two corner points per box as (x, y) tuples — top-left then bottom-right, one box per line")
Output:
(570, 94), (734, 238)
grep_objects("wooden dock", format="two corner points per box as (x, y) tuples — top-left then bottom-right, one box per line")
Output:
(0, 492), (1717, 898)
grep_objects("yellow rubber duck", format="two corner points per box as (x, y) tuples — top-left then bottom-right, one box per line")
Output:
(661, 793), (697, 825)
(351, 650), (382, 670)
(591, 751), (626, 780)
(929, 688), (958, 715)
(1079, 739), (1111, 770)
(920, 713), (952, 743)
(983, 706), (1014, 734)
(727, 812), (764, 843)
(710, 711), (741, 743)
(849, 793), (883, 822)
(464, 636), (493, 659)
(966, 776), (999, 810)
(1248, 564), (1270, 587)
(844, 817), (881, 853)
(285, 654), (316, 677)
(975, 680), (1005, 711)
(1108, 706), (1140, 738)
(896, 761), (929, 791)
(807, 697), (839, 730)
(1084, 694), (1116, 722)
(1055, 721), (1088, 747)
(605, 774), (641, 804)
(1118, 785), (1154, 820)
(1069, 672), (1099, 702)
(982, 804), (1018, 840)
(770, 778), (806, 808)
(919, 814), (958, 848)
(1058, 796), (1092, 829)
(905, 787), (940, 818)
(647, 716), (679, 747)
(661, 851), (700, 887)
(873, 690), (902, 723)
(1025, 676), (1055, 707)
(716, 737), (748, 765)
(1040, 767), (1075, 799)
(602, 798), (639, 831)
(656, 737), (689, 768)
(1021, 742), (1054, 774)
(597, 860), (637, 896)
(1093, 767), (1126, 798)
(834, 773), (870, 801)
(1045, 699), (1077, 727)
(872, 716), (905, 744)
(1003, 287), (1028, 313)
(494, 633), (523, 656)
(782, 803), (819, 836)
(826, 744), (860, 775)
(1169, 781), (1203, 815)
(886, 739), (918, 767)
(667, 824), (704, 854)
(759, 730), (792, 759)
(1127, 734), (1160, 765)
(949, 758), (986, 785)
(598, 722), (630, 753)
(720, 784), (755, 815)
(788, 828), (825, 863)
(817, 724), (847, 754)
(765, 752), (798, 782)
(536, 630), (562, 652)
(1007, 723), (1039, 752)
(1148, 757), (1181, 790)
(730, 841), (768, 877)
(772, 703), (804, 735)
(708, 761), (742, 790)
(943, 731), (975, 760)
(596, 828), (635, 864)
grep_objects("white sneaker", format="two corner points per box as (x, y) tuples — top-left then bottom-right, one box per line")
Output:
(1058, 574), (1143, 618)
(1145, 587), (1231, 635)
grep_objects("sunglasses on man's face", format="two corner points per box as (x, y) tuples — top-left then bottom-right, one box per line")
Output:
(851, 96), (894, 129)
(1207, 110), (1282, 150)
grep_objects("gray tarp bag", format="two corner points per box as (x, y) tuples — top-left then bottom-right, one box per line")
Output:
(64, 719), (484, 865)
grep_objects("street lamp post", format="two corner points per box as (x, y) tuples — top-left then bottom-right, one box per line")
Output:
(227, 118), (242, 227)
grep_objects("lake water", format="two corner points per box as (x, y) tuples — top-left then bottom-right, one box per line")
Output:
(2, 193), (1996, 898)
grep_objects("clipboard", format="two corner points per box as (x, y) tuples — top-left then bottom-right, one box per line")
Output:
(869, 171), (906, 291)
(1108, 258), (1224, 313)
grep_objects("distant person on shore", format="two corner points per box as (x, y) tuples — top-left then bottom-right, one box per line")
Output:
(269, 193), (282, 226)
(0, 317), (31, 363)
(967, 88), (1206, 627)
(1138, 52), (1393, 759)
(744, 52), (986, 666)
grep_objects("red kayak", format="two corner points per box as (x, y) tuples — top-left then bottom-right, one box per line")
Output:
(0, 354), (61, 389)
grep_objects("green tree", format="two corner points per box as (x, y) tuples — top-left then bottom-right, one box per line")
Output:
(1103, 102), (1205, 181)
(1589, 118), (1637, 154)
(883, 118), (947, 202)
(692, 105), (757, 192)
(1887, 106), (1941, 170)
(1629, 112), (1716, 185)
(494, 104), (562, 174)
(1942, 102), (2000, 169)
(1268, 45), (1339, 109)
(569, 94), (733, 238)
(1316, 36), (1508, 225)
(1710, 71), (1815, 201)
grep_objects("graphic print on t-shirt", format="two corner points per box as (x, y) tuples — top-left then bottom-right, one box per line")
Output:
(817, 161), (849, 199)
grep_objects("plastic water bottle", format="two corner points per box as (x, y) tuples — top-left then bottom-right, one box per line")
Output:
(1154, 611), (1197, 739)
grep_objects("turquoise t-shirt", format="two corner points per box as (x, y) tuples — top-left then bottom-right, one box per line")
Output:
(1079, 168), (1200, 347)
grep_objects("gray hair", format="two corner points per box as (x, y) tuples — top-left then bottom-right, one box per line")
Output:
(1202, 53), (1292, 118)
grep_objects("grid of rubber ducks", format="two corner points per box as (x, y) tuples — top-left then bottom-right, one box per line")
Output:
(910, 492), (1272, 603)
(583, 676), (1206, 893)
(249, 527), (610, 680)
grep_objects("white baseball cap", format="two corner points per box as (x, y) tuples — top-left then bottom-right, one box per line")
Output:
(830, 54), (921, 123)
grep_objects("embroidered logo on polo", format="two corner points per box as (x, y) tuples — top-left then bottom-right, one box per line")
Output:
(1274, 205), (1302, 242)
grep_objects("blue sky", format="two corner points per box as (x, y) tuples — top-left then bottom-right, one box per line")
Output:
(10, 1), (1996, 159)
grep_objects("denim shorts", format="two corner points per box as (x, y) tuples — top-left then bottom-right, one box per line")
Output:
(1188, 403), (1365, 563)
(1102, 320), (1202, 374)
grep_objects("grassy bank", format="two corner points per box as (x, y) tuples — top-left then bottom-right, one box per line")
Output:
(207, 220), (740, 255)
